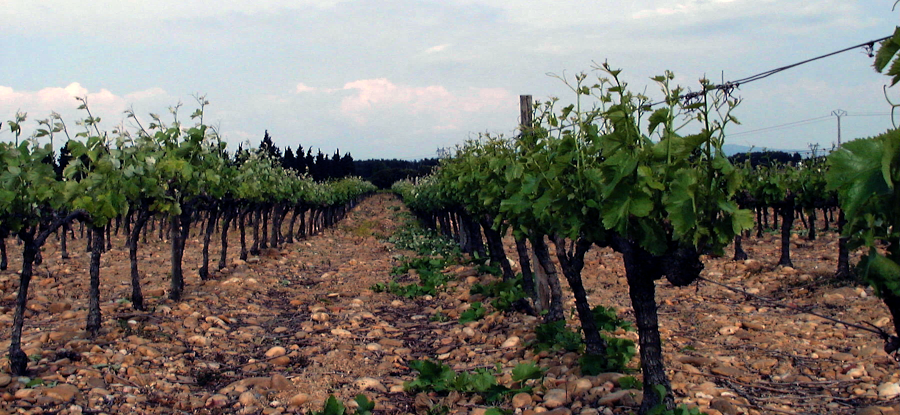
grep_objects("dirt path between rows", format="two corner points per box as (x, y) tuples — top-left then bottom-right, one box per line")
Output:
(0, 194), (898, 415)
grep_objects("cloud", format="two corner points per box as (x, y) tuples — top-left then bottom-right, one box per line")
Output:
(1, 82), (121, 114)
(632, 0), (737, 19)
(0, 83), (173, 139)
(296, 83), (317, 93)
(425, 44), (451, 54)
(629, 0), (874, 32)
(338, 78), (514, 127)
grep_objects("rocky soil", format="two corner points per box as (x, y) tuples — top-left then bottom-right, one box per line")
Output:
(0, 193), (897, 415)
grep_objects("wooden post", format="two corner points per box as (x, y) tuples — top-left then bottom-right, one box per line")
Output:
(519, 95), (533, 137)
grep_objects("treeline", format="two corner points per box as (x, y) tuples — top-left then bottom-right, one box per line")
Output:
(354, 158), (439, 189)
(251, 130), (438, 188)
(251, 130), (356, 182)
(728, 150), (802, 167)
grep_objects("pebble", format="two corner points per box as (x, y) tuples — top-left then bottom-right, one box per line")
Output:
(598, 389), (642, 406)
(331, 328), (352, 337)
(878, 382), (900, 399)
(542, 389), (569, 408)
(265, 346), (287, 358)
(718, 326), (739, 335)
(43, 383), (80, 402)
(206, 394), (230, 408)
(289, 393), (310, 406)
(512, 392), (532, 408)
(271, 374), (292, 391)
(355, 377), (387, 392)
(710, 398), (738, 415)
(238, 390), (258, 406)
(566, 378), (593, 396)
(501, 336), (521, 348)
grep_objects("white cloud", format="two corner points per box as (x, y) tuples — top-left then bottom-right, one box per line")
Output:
(295, 83), (317, 93)
(339, 78), (514, 127)
(425, 44), (451, 54)
(629, 0), (874, 32)
(0, 83), (173, 140)
(1, 82), (121, 114)
(632, 0), (737, 19)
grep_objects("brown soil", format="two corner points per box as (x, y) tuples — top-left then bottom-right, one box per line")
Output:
(0, 194), (896, 415)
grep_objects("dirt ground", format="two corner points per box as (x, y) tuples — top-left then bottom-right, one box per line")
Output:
(0, 193), (897, 415)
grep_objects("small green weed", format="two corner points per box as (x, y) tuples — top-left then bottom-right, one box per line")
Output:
(24, 378), (43, 387)
(306, 395), (374, 415)
(405, 359), (544, 404)
(591, 305), (633, 332)
(647, 385), (708, 414)
(476, 263), (501, 277)
(617, 375), (642, 390)
(384, 256), (453, 298)
(529, 306), (636, 375)
(389, 224), (461, 259)
(470, 275), (528, 312)
(459, 302), (486, 324)
(430, 312), (450, 322)
(532, 320), (583, 352)
(425, 406), (450, 415)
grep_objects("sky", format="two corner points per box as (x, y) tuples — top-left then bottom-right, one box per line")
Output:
(1, 1), (897, 160)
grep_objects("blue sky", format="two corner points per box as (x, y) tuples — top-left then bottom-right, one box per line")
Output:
(1, 1), (896, 159)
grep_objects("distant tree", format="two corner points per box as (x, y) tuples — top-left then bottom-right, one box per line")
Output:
(314, 150), (327, 181)
(329, 150), (342, 178)
(259, 130), (282, 161)
(341, 152), (355, 177)
(283, 147), (296, 171)
(294, 145), (306, 173)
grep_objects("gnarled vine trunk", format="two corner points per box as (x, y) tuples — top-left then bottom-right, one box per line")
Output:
(835, 210), (852, 280)
(128, 208), (152, 310)
(613, 236), (671, 414)
(480, 216), (514, 281)
(218, 206), (235, 269)
(169, 207), (192, 301)
(777, 195), (795, 267)
(86, 225), (104, 337)
(530, 233), (564, 323)
(551, 236), (607, 356)
(9, 231), (38, 375)
(514, 235), (535, 298)
(733, 234), (748, 261)
(199, 206), (218, 280)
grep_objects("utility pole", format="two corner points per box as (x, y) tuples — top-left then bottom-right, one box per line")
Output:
(832, 109), (847, 147)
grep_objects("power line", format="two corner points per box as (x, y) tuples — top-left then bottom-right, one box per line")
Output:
(530, 35), (893, 137)
(646, 34), (893, 108)
(846, 113), (891, 117)
(729, 115), (832, 137)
